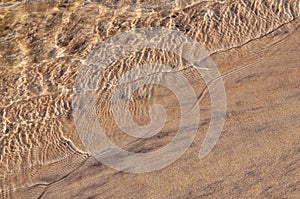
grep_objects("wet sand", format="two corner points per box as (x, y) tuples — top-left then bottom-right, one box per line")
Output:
(0, 0), (300, 198)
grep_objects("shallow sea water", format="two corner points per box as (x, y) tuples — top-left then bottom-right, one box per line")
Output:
(0, 0), (300, 198)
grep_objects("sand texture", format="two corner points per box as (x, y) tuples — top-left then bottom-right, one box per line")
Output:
(0, 0), (299, 198)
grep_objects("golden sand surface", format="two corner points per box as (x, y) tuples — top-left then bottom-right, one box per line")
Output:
(0, 0), (299, 198)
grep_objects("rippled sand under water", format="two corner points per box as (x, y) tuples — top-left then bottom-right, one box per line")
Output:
(0, 0), (300, 198)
